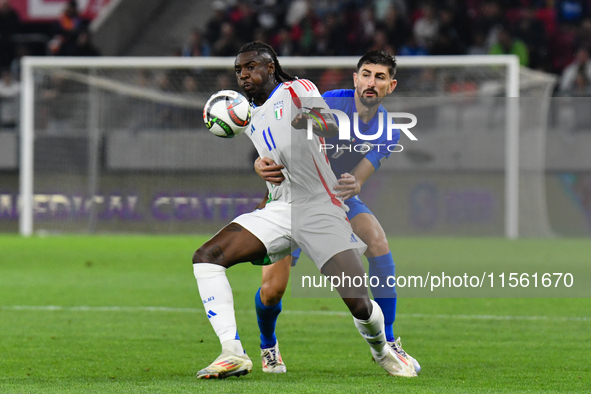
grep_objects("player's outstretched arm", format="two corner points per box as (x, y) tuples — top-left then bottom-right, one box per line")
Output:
(254, 157), (285, 185)
(333, 158), (376, 200)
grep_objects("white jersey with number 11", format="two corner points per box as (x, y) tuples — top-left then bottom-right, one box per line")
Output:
(243, 79), (345, 211)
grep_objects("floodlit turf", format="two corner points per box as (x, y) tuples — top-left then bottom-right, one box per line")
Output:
(0, 236), (589, 393)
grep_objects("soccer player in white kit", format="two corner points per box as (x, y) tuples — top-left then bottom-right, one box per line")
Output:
(192, 41), (417, 379)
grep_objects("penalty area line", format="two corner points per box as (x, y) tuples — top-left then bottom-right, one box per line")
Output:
(0, 305), (589, 322)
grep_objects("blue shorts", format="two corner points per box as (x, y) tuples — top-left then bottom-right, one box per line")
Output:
(291, 196), (373, 266)
(344, 195), (374, 221)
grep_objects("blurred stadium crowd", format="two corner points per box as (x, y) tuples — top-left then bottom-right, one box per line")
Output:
(1, 0), (591, 130)
(188, 0), (591, 92)
(194, 0), (589, 72)
(0, 0), (100, 129)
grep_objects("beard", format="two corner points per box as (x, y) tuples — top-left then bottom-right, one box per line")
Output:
(358, 93), (382, 108)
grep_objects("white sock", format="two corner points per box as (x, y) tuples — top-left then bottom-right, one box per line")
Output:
(353, 300), (388, 358)
(193, 263), (244, 355)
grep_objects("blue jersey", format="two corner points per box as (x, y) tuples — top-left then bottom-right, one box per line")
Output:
(322, 89), (400, 177)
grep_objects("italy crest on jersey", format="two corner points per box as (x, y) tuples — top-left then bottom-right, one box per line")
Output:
(274, 101), (283, 120)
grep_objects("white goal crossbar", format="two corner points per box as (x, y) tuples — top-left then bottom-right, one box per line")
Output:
(19, 55), (521, 238)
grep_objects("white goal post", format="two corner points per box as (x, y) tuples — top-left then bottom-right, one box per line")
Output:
(20, 55), (548, 238)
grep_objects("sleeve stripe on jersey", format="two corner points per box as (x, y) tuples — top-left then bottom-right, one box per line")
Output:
(297, 79), (310, 91)
(287, 86), (302, 109)
(299, 79), (315, 91)
(319, 137), (330, 164)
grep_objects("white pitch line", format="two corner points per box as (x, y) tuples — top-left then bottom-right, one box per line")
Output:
(400, 313), (590, 322)
(282, 310), (590, 322)
(0, 305), (199, 313)
(0, 305), (589, 322)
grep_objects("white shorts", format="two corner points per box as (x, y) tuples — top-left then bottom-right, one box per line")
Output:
(233, 201), (366, 270)
(293, 203), (366, 270)
(232, 201), (292, 265)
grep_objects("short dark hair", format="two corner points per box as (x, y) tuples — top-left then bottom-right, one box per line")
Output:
(357, 50), (397, 78)
(237, 41), (296, 82)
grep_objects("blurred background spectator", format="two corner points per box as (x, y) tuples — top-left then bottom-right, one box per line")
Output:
(490, 24), (530, 66)
(467, 30), (489, 55)
(560, 47), (591, 93)
(0, 0), (20, 33)
(71, 30), (100, 57)
(556, 0), (588, 24)
(431, 7), (465, 55)
(577, 17), (591, 49)
(183, 29), (210, 57)
(10, 45), (28, 80)
(398, 35), (428, 56)
(475, 1), (504, 48)
(514, 5), (548, 69)
(413, 3), (440, 52)
(49, 0), (85, 56)
(0, 67), (19, 128)
(40, 73), (80, 134)
(377, 5), (410, 50)
(0, 0), (20, 70)
(211, 22), (241, 56)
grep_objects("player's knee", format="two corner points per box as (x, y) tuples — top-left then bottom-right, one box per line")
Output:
(260, 281), (285, 306)
(192, 244), (224, 266)
(192, 248), (203, 265)
(348, 297), (372, 321)
(366, 236), (390, 257)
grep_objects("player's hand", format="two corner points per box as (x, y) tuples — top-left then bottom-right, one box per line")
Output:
(255, 156), (285, 186)
(291, 113), (310, 130)
(333, 173), (361, 200)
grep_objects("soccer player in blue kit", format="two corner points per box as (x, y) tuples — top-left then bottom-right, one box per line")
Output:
(253, 50), (421, 374)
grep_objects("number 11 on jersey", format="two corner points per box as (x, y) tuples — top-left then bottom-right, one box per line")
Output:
(263, 127), (277, 151)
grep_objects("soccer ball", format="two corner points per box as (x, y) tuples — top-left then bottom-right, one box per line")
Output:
(203, 90), (251, 138)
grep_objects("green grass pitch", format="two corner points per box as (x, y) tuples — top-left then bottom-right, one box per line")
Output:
(0, 236), (589, 393)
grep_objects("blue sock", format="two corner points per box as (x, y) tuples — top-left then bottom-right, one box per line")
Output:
(368, 252), (397, 343)
(255, 287), (281, 348)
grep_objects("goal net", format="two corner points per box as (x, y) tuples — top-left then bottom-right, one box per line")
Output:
(17, 56), (556, 237)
